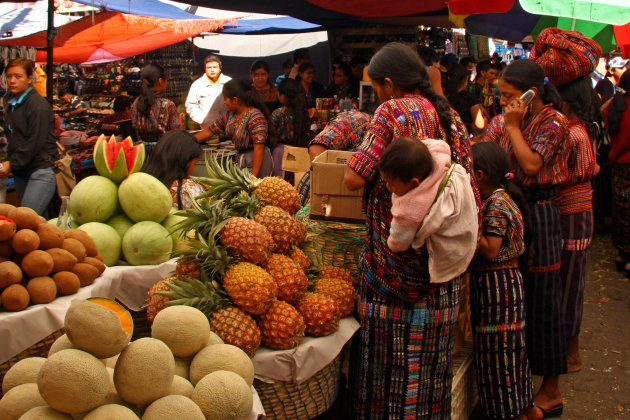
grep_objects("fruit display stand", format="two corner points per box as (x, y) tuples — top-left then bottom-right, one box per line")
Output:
(252, 317), (359, 419)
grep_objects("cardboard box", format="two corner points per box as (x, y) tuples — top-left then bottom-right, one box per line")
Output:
(282, 146), (311, 173)
(310, 150), (365, 222)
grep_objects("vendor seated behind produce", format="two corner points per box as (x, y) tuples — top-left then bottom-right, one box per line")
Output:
(98, 96), (136, 139)
(142, 130), (204, 210)
(58, 87), (87, 127)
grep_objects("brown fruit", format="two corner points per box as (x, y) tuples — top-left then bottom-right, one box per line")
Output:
(36, 223), (64, 250)
(83, 257), (106, 275)
(63, 229), (98, 257)
(11, 229), (40, 255)
(21, 250), (54, 277)
(52, 272), (80, 295)
(7, 207), (40, 230)
(61, 238), (86, 262)
(0, 240), (12, 257)
(94, 254), (104, 262)
(0, 260), (22, 288)
(26, 276), (57, 304)
(46, 248), (78, 273)
(0, 203), (16, 216)
(37, 216), (46, 225)
(1, 283), (30, 311)
(0, 217), (16, 241)
(72, 263), (100, 287)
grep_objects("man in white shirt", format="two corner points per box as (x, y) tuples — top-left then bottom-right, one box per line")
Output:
(185, 55), (231, 128)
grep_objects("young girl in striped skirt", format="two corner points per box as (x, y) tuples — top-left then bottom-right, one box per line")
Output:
(470, 142), (536, 420)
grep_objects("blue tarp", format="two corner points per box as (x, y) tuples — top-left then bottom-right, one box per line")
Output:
(220, 16), (321, 34)
(73, 0), (205, 20)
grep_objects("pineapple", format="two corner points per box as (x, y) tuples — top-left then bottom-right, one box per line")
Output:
(254, 205), (300, 254)
(210, 306), (261, 356)
(220, 217), (274, 265)
(197, 154), (300, 215)
(175, 258), (201, 280)
(222, 262), (278, 315)
(264, 254), (308, 303)
(291, 218), (307, 245)
(295, 293), (340, 337)
(290, 247), (310, 274)
(320, 265), (356, 286)
(258, 300), (305, 350)
(314, 278), (357, 317)
(146, 277), (175, 323)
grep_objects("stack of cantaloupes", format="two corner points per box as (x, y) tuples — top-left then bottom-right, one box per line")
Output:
(0, 298), (255, 419)
(0, 205), (107, 312)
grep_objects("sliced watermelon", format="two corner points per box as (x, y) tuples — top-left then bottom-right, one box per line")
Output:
(93, 134), (145, 184)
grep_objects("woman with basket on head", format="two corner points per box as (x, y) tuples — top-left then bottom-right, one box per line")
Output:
(131, 63), (181, 158)
(343, 42), (480, 419)
(1, 58), (58, 217)
(482, 57), (571, 418)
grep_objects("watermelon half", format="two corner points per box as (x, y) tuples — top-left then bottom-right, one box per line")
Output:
(93, 134), (145, 184)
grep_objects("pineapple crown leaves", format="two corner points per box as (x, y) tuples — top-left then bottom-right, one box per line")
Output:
(229, 190), (262, 219)
(157, 277), (230, 315)
(194, 153), (255, 202)
(174, 234), (234, 282)
(170, 193), (233, 241)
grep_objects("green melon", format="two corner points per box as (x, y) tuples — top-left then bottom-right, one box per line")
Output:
(161, 210), (188, 252)
(77, 223), (121, 266)
(118, 173), (172, 223)
(105, 213), (134, 240)
(122, 221), (173, 266)
(69, 176), (118, 224)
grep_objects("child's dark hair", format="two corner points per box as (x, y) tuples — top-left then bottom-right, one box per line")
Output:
(606, 70), (630, 137)
(378, 137), (434, 183)
(557, 76), (603, 141)
(277, 78), (310, 147)
(223, 79), (277, 147)
(500, 59), (563, 111)
(113, 95), (132, 113)
(472, 142), (533, 267)
(142, 130), (201, 209)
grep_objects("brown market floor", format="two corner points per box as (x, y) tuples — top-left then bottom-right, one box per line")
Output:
(317, 232), (630, 419)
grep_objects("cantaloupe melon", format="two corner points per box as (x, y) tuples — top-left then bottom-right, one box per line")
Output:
(151, 306), (210, 357)
(0, 383), (46, 420)
(17, 405), (73, 419)
(191, 370), (252, 420)
(142, 395), (204, 420)
(83, 404), (140, 420)
(113, 337), (174, 406)
(169, 375), (194, 398)
(64, 299), (132, 359)
(208, 331), (224, 346)
(189, 344), (254, 387)
(37, 349), (109, 414)
(173, 357), (189, 380)
(1, 357), (46, 394)
(47, 334), (75, 356)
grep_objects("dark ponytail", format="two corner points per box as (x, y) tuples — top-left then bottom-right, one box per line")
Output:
(557, 76), (603, 141)
(277, 78), (310, 147)
(472, 142), (533, 267)
(500, 59), (563, 111)
(136, 64), (165, 118)
(606, 71), (630, 137)
(223, 79), (277, 147)
(367, 43), (453, 142)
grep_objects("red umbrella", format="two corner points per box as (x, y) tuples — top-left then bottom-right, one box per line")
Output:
(0, 11), (233, 64)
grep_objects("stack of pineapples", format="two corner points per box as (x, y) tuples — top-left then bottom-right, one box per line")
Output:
(145, 156), (357, 356)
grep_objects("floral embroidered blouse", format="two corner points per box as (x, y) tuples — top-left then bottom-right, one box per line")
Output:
(207, 108), (268, 151)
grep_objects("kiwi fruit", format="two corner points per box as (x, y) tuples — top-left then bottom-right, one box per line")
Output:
(21, 250), (55, 277)
(71, 263), (100, 287)
(61, 238), (86, 262)
(63, 229), (98, 257)
(37, 223), (64, 250)
(52, 271), (80, 295)
(0, 218), (16, 241)
(27, 276), (57, 304)
(46, 248), (78, 273)
(1, 284), (30, 311)
(11, 229), (40, 255)
(83, 257), (106, 275)
(0, 260), (22, 289)
(7, 207), (40, 230)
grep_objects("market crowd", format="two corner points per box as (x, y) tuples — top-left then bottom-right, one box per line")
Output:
(0, 26), (629, 420)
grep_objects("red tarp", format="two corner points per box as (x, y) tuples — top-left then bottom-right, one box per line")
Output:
(614, 22), (630, 57)
(448, 0), (516, 15)
(303, 0), (446, 18)
(0, 11), (232, 64)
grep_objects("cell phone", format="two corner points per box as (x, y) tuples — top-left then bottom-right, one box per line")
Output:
(520, 89), (536, 105)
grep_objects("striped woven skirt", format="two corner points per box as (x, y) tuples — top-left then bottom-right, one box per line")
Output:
(471, 268), (534, 419)
(612, 164), (630, 255)
(559, 210), (593, 338)
(348, 279), (460, 420)
(522, 189), (567, 376)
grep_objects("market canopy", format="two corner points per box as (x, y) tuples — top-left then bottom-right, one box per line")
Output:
(72, 0), (206, 20)
(0, 10), (232, 63)
(220, 16), (321, 34)
(0, 2), (79, 40)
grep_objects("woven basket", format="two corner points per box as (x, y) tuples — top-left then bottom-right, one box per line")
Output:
(451, 343), (478, 420)
(296, 204), (366, 278)
(254, 353), (343, 420)
(0, 329), (64, 398)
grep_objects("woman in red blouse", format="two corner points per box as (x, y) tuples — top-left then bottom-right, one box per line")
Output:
(483, 59), (569, 418)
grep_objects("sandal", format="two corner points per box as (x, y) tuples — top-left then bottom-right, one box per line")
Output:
(537, 403), (563, 418)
